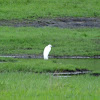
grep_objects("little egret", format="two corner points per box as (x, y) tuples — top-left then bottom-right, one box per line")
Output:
(43, 44), (52, 60)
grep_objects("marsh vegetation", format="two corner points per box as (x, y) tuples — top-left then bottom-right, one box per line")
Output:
(0, 0), (100, 99)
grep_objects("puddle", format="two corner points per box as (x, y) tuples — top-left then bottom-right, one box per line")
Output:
(53, 71), (91, 76)
(53, 71), (100, 77)
(0, 56), (17, 58)
(0, 55), (100, 59)
(54, 76), (71, 78)
(53, 68), (93, 77)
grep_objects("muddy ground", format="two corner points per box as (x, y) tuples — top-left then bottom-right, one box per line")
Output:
(0, 55), (100, 59)
(0, 17), (100, 28)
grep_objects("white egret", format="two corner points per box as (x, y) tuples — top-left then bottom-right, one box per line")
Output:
(43, 44), (52, 60)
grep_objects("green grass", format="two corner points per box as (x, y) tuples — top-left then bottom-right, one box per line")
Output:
(0, 58), (100, 73)
(0, 0), (100, 99)
(0, 57), (16, 62)
(0, 33), (99, 100)
(0, 57), (99, 100)
(0, 27), (100, 56)
(0, 72), (100, 100)
(0, 0), (100, 19)
(0, 58), (100, 100)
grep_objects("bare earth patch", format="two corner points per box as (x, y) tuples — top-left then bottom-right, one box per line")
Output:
(0, 17), (100, 28)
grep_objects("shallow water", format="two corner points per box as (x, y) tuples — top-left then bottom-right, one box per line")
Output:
(0, 55), (100, 59)
(53, 71), (91, 75)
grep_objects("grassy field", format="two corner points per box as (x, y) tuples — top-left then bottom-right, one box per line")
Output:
(0, 27), (100, 56)
(0, 0), (100, 19)
(0, 56), (99, 71)
(0, 58), (100, 73)
(0, 0), (100, 99)
(0, 72), (100, 100)
(0, 58), (100, 100)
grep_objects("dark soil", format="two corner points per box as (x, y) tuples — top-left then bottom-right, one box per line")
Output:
(0, 17), (100, 28)
(90, 73), (100, 76)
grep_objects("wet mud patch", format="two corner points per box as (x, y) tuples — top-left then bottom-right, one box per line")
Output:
(53, 69), (100, 77)
(90, 73), (100, 77)
(53, 69), (91, 77)
(0, 17), (100, 28)
(0, 55), (100, 59)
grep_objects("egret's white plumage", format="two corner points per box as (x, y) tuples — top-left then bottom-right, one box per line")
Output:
(43, 44), (52, 60)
